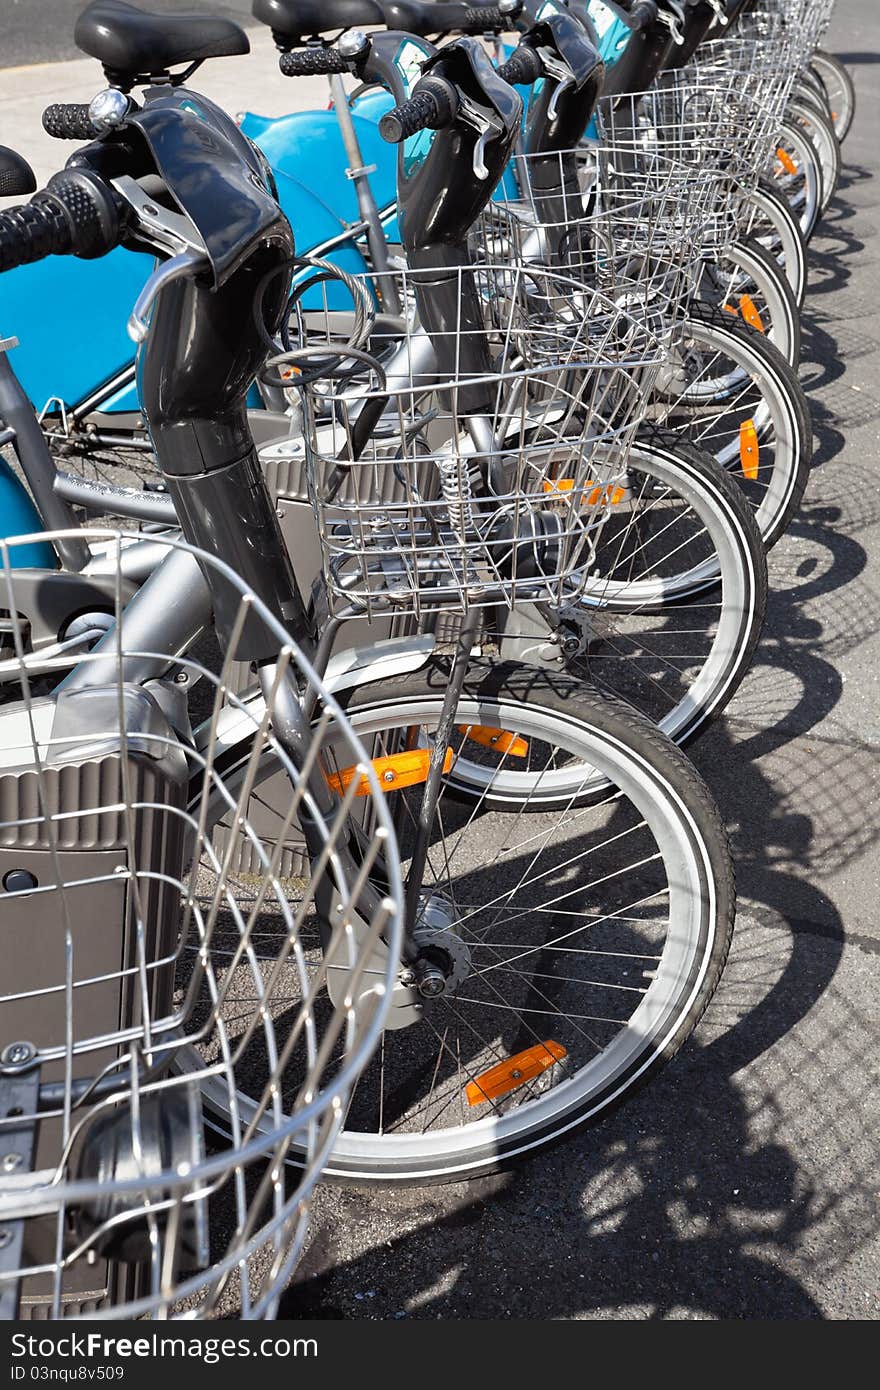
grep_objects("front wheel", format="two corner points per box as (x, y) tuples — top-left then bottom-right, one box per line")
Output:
(199, 662), (736, 1183)
(651, 302), (813, 548)
(810, 50), (856, 143)
(700, 237), (801, 367)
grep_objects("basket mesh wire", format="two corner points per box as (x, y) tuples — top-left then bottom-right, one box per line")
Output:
(592, 66), (781, 252)
(739, 1), (835, 68)
(298, 264), (663, 622)
(686, 25), (797, 170)
(474, 141), (710, 324)
(0, 529), (403, 1319)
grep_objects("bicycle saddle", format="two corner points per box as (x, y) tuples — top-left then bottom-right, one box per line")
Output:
(252, 0), (512, 43)
(252, 0), (385, 43)
(74, 0), (249, 77)
(0, 145), (36, 198)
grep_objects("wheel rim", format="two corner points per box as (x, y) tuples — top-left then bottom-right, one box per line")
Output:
(653, 315), (801, 546)
(195, 689), (717, 1178)
(700, 243), (796, 366)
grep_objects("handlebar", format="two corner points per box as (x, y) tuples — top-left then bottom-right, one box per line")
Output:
(378, 75), (461, 143)
(0, 170), (121, 274)
(628, 1), (661, 24)
(459, 4), (520, 30)
(279, 46), (351, 77)
(496, 43), (544, 87)
(42, 103), (100, 141)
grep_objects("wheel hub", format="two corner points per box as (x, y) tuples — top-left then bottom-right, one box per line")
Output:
(405, 894), (471, 999)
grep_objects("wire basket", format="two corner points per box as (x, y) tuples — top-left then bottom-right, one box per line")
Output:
(586, 68), (772, 256)
(298, 264), (664, 623)
(686, 22), (799, 171)
(0, 528), (403, 1319)
(749, 0), (837, 61)
(474, 141), (725, 336)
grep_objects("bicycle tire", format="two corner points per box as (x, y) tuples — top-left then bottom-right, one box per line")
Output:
(652, 300), (813, 549)
(199, 661), (736, 1183)
(810, 50), (856, 142)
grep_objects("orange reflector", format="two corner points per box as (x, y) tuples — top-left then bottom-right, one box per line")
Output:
(458, 725), (529, 758)
(465, 1041), (567, 1106)
(585, 482), (627, 507)
(776, 147), (798, 175)
(739, 293), (765, 333)
(723, 302), (739, 316)
(739, 419), (760, 480)
(327, 746), (454, 798)
(544, 479), (625, 507)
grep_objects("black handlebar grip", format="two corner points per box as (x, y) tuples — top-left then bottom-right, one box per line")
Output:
(0, 200), (72, 273)
(36, 171), (122, 260)
(42, 103), (99, 141)
(279, 46), (350, 77)
(378, 77), (461, 143)
(0, 170), (121, 274)
(462, 5), (521, 32)
(497, 44), (545, 87)
(629, 2), (660, 27)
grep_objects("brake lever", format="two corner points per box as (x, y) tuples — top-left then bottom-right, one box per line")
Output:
(705, 0), (730, 24)
(456, 95), (505, 181)
(110, 175), (210, 342)
(111, 175), (208, 258)
(127, 250), (210, 343)
(655, 2), (686, 44)
(534, 46), (579, 123)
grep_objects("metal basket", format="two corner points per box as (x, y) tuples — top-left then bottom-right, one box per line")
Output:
(740, 2), (834, 70)
(475, 141), (725, 334)
(586, 70), (772, 257)
(299, 264), (663, 622)
(686, 24), (798, 170)
(0, 528), (403, 1319)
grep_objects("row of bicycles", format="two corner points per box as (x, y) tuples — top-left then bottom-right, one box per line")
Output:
(0, 0), (853, 1320)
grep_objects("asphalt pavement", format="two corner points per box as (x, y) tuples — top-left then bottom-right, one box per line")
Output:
(0, 0), (256, 68)
(1, 0), (878, 1322)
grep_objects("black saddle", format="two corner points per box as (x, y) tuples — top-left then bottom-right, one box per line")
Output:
(252, 0), (492, 43)
(74, 0), (249, 77)
(252, 0), (384, 44)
